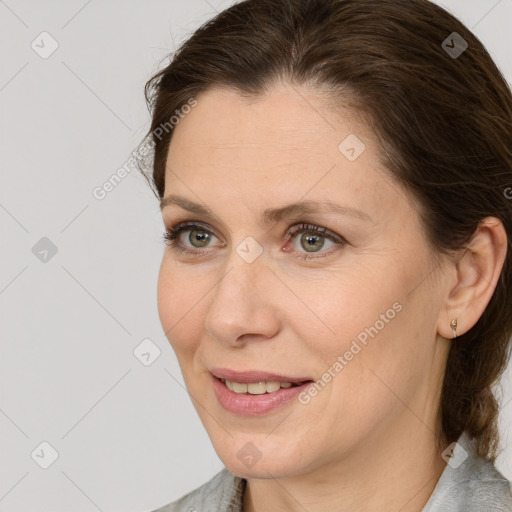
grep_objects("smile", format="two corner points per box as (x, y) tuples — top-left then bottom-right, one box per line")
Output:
(212, 375), (314, 415)
(223, 379), (301, 394)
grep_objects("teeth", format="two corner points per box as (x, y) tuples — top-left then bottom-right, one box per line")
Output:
(264, 381), (281, 393)
(232, 382), (248, 393)
(223, 379), (297, 394)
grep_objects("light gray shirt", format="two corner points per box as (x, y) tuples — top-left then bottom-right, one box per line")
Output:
(151, 431), (512, 511)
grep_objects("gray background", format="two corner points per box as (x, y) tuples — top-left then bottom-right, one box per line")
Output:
(1, 0), (511, 510)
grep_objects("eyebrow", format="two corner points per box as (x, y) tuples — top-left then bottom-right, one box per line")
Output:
(160, 194), (373, 225)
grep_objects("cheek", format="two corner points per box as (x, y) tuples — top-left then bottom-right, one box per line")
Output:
(157, 259), (204, 355)
(291, 267), (398, 352)
(300, 264), (416, 385)
(322, 284), (429, 426)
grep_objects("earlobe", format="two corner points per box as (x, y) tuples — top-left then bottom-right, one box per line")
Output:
(438, 217), (508, 341)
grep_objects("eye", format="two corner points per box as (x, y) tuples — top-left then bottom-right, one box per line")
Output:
(283, 223), (346, 260)
(162, 221), (223, 256)
(162, 221), (346, 259)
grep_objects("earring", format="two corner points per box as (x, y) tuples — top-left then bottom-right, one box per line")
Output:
(450, 318), (457, 338)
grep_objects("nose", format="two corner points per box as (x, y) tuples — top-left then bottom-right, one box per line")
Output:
(204, 249), (281, 346)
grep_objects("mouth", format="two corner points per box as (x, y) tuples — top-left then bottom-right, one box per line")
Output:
(217, 377), (311, 395)
(209, 369), (316, 415)
(209, 368), (314, 392)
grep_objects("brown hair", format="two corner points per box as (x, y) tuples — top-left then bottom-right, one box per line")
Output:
(138, 0), (512, 461)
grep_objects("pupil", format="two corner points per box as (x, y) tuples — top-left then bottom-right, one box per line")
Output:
(302, 233), (324, 252)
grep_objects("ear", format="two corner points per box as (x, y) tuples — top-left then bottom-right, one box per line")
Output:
(437, 217), (508, 340)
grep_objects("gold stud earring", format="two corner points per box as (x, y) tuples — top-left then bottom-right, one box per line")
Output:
(450, 318), (457, 338)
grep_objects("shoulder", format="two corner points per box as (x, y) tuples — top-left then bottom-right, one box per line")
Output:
(149, 467), (246, 512)
(423, 432), (512, 512)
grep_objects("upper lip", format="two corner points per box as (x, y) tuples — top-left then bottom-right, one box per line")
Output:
(210, 368), (314, 384)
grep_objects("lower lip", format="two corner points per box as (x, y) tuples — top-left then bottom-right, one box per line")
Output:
(212, 375), (312, 416)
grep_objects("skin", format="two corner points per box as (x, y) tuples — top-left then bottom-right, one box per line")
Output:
(157, 81), (508, 512)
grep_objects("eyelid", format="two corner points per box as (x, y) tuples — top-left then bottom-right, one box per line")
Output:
(284, 223), (344, 243)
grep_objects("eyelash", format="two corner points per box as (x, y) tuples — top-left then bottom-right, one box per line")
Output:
(162, 221), (347, 260)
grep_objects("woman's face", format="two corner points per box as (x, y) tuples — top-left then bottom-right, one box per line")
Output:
(157, 83), (451, 479)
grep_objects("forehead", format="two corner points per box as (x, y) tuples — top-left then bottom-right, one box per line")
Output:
(168, 83), (369, 164)
(164, 83), (404, 224)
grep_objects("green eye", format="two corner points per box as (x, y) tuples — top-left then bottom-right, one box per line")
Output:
(163, 221), (346, 260)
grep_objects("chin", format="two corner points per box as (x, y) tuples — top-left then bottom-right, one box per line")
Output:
(212, 435), (308, 480)
(224, 457), (299, 480)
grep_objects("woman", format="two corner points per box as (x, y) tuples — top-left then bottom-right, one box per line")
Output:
(139, 0), (512, 510)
